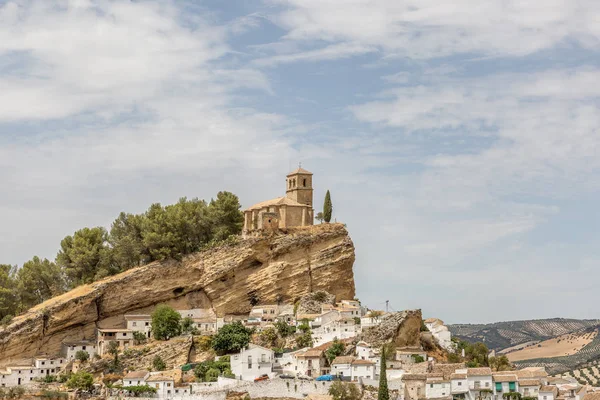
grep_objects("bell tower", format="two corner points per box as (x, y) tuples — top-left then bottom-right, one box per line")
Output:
(286, 166), (313, 207)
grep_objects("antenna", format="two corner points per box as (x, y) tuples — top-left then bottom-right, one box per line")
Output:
(299, 161), (302, 169)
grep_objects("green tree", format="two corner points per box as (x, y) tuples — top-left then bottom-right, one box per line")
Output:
(133, 331), (148, 345)
(329, 381), (360, 400)
(275, 321), (295, 337)
(378, 345), (389, 400)
(260, 327), (278, 347)
(153, 355), (166, 371)
(181, 317), (195, 334)
(208, 191), (244, 240)
(109, 212), (147, 270)
(411, 354), (425, 363)
(16, 257), (65, 310)
(75, 350), (89, 363)
(323, 190), (332, 223)
(0, 264), (18, 320)
(212, 321), (253, 354)
(315, 212), (324, 224)
(56, 227), (115, 286)
(151, 304), (182, 340)
(66, 371), (94, 391)
(107, 341), (120, 368)
(326, 338), (345, 364)
(489, 355), (512, 371)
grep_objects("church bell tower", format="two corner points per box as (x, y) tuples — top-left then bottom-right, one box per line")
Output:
(286, 166), (313, 207)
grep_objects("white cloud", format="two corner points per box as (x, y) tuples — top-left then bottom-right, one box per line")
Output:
(263, 0), (600, 60)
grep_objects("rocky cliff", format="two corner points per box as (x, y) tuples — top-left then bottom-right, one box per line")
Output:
(0, 224), (355, 364)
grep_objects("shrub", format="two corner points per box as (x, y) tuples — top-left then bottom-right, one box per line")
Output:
(260, 327), (278, 346)
(75, 350), (89, 362)
(125, 385), (157, 396)
(41, 374), (58, 383)
(329, 381), (360, 400)
(197, 335), (213, 351)
(312, 291), (328, 303)
(181, 317), (195, 334)
(206, 368), (220, 382)
(153, 355), (166, 371)
(133, 331), (148, 345)
(66, 371), (94, 391)
(326, 339), (346, 363)
(275, 321), (296, 337)
(411, 354), (425, 363)
(40, 390), (68, 399)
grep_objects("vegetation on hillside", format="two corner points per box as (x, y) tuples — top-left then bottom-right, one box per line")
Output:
(0, 192), (243, 323)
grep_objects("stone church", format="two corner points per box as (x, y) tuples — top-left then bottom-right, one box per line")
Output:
(243, 167), (314, 233)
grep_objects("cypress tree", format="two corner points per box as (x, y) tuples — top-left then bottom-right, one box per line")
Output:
(378, 345), (389, 400)
(323, 190), (333, 223)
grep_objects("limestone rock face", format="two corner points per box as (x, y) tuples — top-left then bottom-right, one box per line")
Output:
(359, 309), (423, 348)
(296, 290), (336, 315)
(0, 224), (355, 364)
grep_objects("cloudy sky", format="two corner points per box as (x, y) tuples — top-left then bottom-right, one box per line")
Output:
(1, 0), (599, 323)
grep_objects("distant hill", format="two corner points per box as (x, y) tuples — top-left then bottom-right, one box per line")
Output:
(449, 318), (600, 375)
(449, 318), (600, 351)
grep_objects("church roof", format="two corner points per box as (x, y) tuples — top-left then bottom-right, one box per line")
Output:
(245, 196), (310, 211)
(287, 167), (312, 176)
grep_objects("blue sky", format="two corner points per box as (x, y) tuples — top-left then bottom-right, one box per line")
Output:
(1, 0), (599, 323)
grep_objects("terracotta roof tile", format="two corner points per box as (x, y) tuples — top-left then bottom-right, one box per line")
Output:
(332, 356), (355, 365)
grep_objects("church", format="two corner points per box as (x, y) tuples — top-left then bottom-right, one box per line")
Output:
(243, 167), (314, 233)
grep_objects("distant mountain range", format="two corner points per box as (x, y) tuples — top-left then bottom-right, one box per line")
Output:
(449, 318), (600, 374)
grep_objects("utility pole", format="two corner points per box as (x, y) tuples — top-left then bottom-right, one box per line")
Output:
(385, 300), (389, 313)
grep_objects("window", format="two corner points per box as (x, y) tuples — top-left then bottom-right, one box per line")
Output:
(430, 384), (434, 388)
(145, 322), (149, 326)
(167, 383), (171, 387)
(458, 382), (462, 386)
(261, 354), (266, 363)
(129, 381), (132, 385)
(176, 390), (179, 394)
(123, 333), (127, 337)
(82, 346), (86, 351)
(155, 384), (159, 389)
(303, 178), (306, 187)
(41, 362), (45, 365)
(132, 322), (137, 327)
(248, 356), (252, 369)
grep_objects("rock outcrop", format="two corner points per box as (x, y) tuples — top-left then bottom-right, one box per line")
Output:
(296, 290), (336, 315)
(359, 310), (423, 348)
(0, 224), (355, 364)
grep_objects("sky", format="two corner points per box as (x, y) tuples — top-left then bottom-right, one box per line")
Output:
(1, 0), (599, 324)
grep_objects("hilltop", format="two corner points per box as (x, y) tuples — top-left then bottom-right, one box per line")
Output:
(0, 223), (355, 364)
(449, 318), (600, 374)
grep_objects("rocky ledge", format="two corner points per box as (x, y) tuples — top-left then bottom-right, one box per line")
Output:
(0, 223), (355, 364)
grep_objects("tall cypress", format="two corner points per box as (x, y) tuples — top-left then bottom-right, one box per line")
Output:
(378, 345), (389, 400)
(323, 190), (333, 223)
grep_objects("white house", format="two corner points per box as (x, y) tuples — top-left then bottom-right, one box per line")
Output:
(63, 340), (97, 361)
(351, 359), (375, 381)
(356, 341), (372, 360)
(0, 357), (67, 387)
(146, 374), (176, 398)
(493, 373), (519, 397)
(97, 328), (135, 356)
(424, 318), (453, 351)
(123, 370), (150, 387)
(230, 344), (275, 381)
(426, 375), (451, 399)
(331, 356), (354, 380)
(539, 386), (558, 400)
(296, 349), (327, 377)
(451, 373), (469, 397)
(124, 314), (153, 337)
(466, 367), (493, 395)
(313, 319), (358, 346)
(360, 312), (387, 329)
(178, 309), (218, 335)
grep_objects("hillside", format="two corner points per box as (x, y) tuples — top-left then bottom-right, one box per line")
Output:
(0, 223), (355, 365)
(449, 318), (600, 351)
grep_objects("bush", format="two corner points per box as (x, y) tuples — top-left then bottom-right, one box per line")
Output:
(312, 291), (329, 303)
(194, 358), (232, 381)
(206, 368), (220, 382)
(275, 321), (296, 337)
(212, 321), (252, 354)
(125, 385), (157, 396)
(40, 390), (68, 399)
(153, 355), (166, 371)
(326, 339), (345, 363)
(296, 331), (313, 348)
(411, 354), (425, 363)
(75, 350), (89, 362)
(6, 387), (25, 399)
(151, 304), (182, 340)
(328, 381), (360, 400)
(260, 327), (278, 346)
(41, 374), (58, 383)
(196, 335), (213, 351)
(66, 371), (94, 391)
(133, 331), (148, 345)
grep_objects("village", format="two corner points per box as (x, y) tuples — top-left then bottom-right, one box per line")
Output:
(1, 298), (599, 400)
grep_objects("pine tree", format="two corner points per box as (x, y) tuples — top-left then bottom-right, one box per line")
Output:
(378, 345), (389, 400)
(323, 190), (333, 223)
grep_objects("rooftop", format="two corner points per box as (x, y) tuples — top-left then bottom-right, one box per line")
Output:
(493, 374), (518, 382)
(146, 375), (174, 382)
(352, 359), (375, 365)
(246, 197), (311, 211)
(467, 367), (492, 376)
(124, 371), (149, 379)
(287, 167), (313, 176)
(332, 356), (355, 365)
(519, 379), (541, 386)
